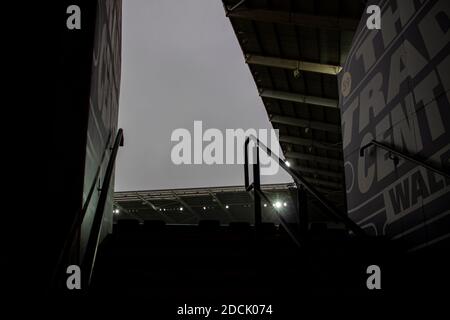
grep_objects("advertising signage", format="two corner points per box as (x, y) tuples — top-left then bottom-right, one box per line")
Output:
(338, 0), (450, 250)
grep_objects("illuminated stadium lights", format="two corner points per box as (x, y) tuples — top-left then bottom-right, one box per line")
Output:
(264, 203), (267, 207)
(273, 201), (282, 208)
(179, 207), (183, 211)
(113, 209), (120, 214)
(225, 205), (229, 209)
(283, 202), (287, 207)
(203, 206), (206, 210)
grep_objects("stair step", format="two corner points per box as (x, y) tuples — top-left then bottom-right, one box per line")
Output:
(90, 224), (391, 299)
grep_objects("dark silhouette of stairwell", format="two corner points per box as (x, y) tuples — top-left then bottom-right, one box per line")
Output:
(41, 124), (449, 319)
(88, 218), (400, 318)
(76, 134), (450, 311)
(84, 134), (396, 308)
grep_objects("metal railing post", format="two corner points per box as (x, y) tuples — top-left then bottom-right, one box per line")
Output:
(253, 146), (262, 226)
(243, 134), (365, 237)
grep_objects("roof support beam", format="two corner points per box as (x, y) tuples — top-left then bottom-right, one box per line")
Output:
(226, 8), (359, 30)
(114, 202), (130, 216)
(260, 89), (338, 108)
(209, 191), (234, 220)
(135, 192), (159, 211)
(279, 135), (341, 152)
(270, 115), (340, 133)
(246, 54), (342, 75)
(172, 192), (197, 217)
(134, 193), (177, 223)
(285, 151), (343, 166)
(289, 164), (343, 179)
(226, 0), (246, 12)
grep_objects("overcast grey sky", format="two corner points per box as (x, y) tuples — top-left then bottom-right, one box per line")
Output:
(115, 0), (292, 191)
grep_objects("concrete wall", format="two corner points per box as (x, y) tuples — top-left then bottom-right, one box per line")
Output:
(80, 0), (122, 260)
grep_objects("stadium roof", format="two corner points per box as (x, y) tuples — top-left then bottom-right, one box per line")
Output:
(221, 0), (365, 209)
(114, 183), (342, 225)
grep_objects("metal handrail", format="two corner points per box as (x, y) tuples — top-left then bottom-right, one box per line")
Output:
(51, 134), (113, 288)
(82, 128), (123, 287)
(244, 135), (365, 237)
(360, 140), (450, 179)
(51, 128), (123, 290)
